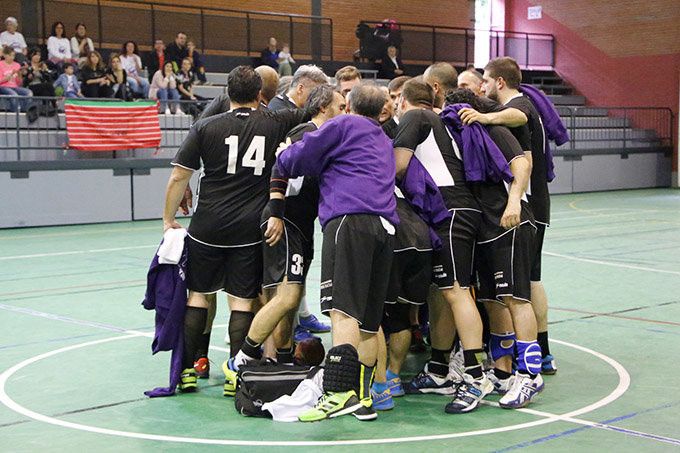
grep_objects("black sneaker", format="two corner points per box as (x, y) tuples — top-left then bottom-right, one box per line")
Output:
(352, 398), (378, 421)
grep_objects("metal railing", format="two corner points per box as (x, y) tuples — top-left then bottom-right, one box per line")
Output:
(358, 20), (554, 68)
(554, 106), (674, 153)
(6, 0), (333, 60)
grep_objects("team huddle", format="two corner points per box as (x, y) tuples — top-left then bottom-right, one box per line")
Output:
(162, 56), (558, 422)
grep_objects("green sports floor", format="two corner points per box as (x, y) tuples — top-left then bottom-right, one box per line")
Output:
(1, 188), (679, 452)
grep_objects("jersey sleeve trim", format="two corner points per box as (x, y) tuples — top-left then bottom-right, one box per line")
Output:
(171, 161), (200, 171)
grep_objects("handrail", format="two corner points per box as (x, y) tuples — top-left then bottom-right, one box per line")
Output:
(359, 20), (555, 38)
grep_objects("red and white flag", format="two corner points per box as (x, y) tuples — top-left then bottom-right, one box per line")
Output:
(64, 99), (162, 151)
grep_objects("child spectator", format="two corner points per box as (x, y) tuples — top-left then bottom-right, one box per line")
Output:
(79, 51), (112, 98)
(107, 53), (130, 100)
(0, 17), (27, 63)
(186, 40), (207, 84)
(277, 43), (295, 76)
(120, 40), (149, 97)
(70, 23), (95, 68)
(54, 62), (82, 98)
(47, 21), (75, 70)
(23, 48), (56, 97)
(0, 46), (33, 111)
(149, 61), (180, 114)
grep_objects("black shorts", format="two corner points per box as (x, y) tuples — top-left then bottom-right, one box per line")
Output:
(320, 214), (394, 333)
(530, 223), (546, 282)
(476, 222), (536, 304)
(261, 219), (313, 288)
(186, 235), (262, 299)
(382, 302), (412, 335)
(432, 209), (481, 289)
(385, 249), (432, 305)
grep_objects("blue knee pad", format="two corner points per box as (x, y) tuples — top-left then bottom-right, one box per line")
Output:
(516, 340), (542, 375)
(489, 332), (516, 361)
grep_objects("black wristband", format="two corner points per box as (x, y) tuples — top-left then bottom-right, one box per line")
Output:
(267, 198), (285, 219)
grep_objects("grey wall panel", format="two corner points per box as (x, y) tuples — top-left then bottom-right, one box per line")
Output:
(572, 152), (671, 192)
(548, 156), (573, 194)
(133, 168), (200, 220)
(0, 169), (132, 228)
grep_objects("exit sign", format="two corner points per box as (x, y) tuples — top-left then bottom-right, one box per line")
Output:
(528, 5), (542, 20)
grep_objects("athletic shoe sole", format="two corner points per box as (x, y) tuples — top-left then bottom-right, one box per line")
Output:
(405, 386), (456, 396)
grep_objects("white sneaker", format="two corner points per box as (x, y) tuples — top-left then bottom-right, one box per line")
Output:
(405, 363), (458, 395)
(499, 374), (540, 409)
(164, 107), (172, 115)
(532, 373), (545, 393)
(444, 372), (493, 414)
(449, 345), (465, 380)
(175, 109), (187, 116)
(487, 369), (514, 395)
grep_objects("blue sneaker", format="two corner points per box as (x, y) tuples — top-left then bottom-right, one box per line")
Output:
(405, 364), (457, 396)
(294, 325), (318, 343)
(387, 376), (405, 397)
(542, 354), (557, 375)
(370, 387), (394, 411)
(299, 314), (331, 333)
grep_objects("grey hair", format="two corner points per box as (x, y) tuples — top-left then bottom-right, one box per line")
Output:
(290, 64), (330, 88)
(305, 84), (337, 117)
(5, 17), (18, 26)
(347, 82), (385, 120)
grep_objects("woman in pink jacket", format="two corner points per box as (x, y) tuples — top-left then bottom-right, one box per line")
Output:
(149, 61), (181, 114)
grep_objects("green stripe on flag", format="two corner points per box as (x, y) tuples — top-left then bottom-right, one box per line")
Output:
(64, 99), (157, 107)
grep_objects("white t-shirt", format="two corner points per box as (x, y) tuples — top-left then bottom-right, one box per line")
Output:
(47, 36), (72, 60)
(70, 36), (95, 59)
(0, 31), (27, 53)
(120, 54), (142, 77)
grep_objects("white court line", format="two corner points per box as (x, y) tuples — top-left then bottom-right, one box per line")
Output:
(0, 335), (630, 446)
(0, 245), (157, 261)
(0, 225), (161, 241)
(543, 251), (680, 276)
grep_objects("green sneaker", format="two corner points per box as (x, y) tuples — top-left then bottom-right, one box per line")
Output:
(178, 368), (197, 393)
(298, 390), (363, 422)
(222, 359), (238, 397)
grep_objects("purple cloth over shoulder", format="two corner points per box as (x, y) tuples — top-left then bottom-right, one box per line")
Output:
(141, 240), (188, 397)
(398, 157), (451, 250)
(519, 84), (570, 182)
(440, 104), (514, 184)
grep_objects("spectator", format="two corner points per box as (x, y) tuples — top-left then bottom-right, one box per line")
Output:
(277, 43), (295, 76)
(268, 64), (328, 110)
(334, 65), (362, 97)
(107, 53), (130, 100)
(80, 50), (112, 98)
(70, 23), (95, 68)
(120, 41), (149, 98)
(379, 45), (404, 79)
(0, 17), (27, 63)
(176, 57), (196, 101)
(457, 67), (484, 96)
(0, 46), (33, 111)
(149, 61), (180, 114)
(47, 21), (75, 70)
(23, 48), (56, 97)
(186, 40), (207, 84)
(260, 37), (279, 69)
(165, 32), (188, 72)
(145, 39), (165, 82)
(53, 62), (82, 98)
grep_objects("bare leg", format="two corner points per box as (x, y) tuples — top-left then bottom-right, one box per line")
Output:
(375, 327), (388, 384)
(440, 283), (482, 350)
(428, 287), (455, 351)
(485, 301), (514, 373)
(504, 297), (537, 342)
(244, 280), (303, 344)
(531, 282), (548, 332)
(387, 329), (411, 375)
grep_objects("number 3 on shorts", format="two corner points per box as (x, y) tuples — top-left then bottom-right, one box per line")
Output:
(225, 135), (266, 175)
(291, 253), (304, 276)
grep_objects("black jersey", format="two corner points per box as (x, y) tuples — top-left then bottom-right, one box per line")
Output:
(505, 95), (549, 224)
(469, 125), (534, 243)
(268, 93), (297, 112)
(282, 121), (321, 242)
(382, 117), (399, 140)
(173, 107), (307, 246)
(393, 108), (479, 211)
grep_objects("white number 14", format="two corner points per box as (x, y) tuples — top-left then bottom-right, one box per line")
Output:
(225, 135), (266, 176)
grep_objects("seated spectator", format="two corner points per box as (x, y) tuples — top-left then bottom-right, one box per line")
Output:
(107, 53), (130, 100)
(120, 41), (149, 98)
(149, 61), (180, 114)
(186, 40), (206, 84)
(335, 65), (362, 97)
(176, 57), (196, 100)
(379, 45), (404, 79)
(53, 62), (82, 98)
(47, 21), (75, 70)
(70, 23), (95, 68)
(23, 48), (56, 97)
(260, 37), (279, 69)
(0, 46), (33, 111)
(0, 17), (27, 64)
(79, 51), (112, 98)
(277, 43), (295, 76)
(145, 39), (165, 82)
(165, 32), (187, 72)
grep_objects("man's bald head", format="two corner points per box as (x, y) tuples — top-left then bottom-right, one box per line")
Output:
(423, 62), (458, 108)
(457, 69), (483, 96)
(347, 83), (386, 121)
(255, 65), (280, 104)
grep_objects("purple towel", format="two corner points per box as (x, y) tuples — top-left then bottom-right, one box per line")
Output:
(440, 104), (514, 184)
(519, 84), (570, 182)
(399, 157), (452, 250)
(141, 240), (188, 397)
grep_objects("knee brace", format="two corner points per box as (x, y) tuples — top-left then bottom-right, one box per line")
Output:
(322, 344), (361, 393)
(489, 332), (516, 362)
(516, 340), (542, 375)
